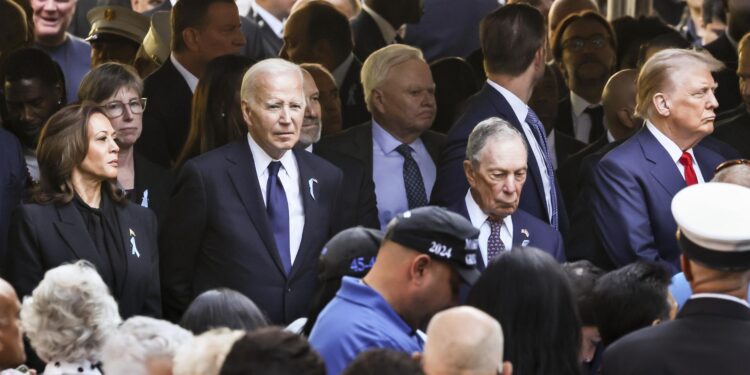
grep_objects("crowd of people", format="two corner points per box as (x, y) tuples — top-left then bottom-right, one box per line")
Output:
(1, 0), (750, 374)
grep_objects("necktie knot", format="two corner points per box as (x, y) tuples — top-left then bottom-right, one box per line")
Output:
(678, 151), (698, 186)
(678, 151), (693, 167)
(584, 105), (604, 117)
(268, 161), (282, 177)
(488, 218), (503, 232)
(396, 144), (413, 158)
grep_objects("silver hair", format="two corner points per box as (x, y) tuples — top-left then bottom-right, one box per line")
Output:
(172, 328), (245, 375)
(712, 164), (750, 188)
(240, 58), (304, 102)
(465, 117), (527, 164)
(361, 44), (425, 112)
(21, 261), (122, 363)
(102, 316), (193, 375)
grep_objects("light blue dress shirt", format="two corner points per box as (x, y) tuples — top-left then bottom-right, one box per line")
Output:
(371, 121), (436, 229)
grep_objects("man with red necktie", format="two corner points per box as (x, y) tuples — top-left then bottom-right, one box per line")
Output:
(591, 48), (740, 275)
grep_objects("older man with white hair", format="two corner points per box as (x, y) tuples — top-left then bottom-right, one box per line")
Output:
(423, 306), (512, 375)
(161, 58), (344, 324)
(591, 48), (739, 275)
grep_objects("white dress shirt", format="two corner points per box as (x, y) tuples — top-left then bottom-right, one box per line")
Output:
(465, 190), (513, 266)
(236, 0), (252, 18)
(486, 79), (554, 221)
(570, 91), (601, 143)
(646, 121), (705, 183)
(170, 54), (198, 94)
(247, 134), (305, 263)
(361, 3), (398, 44)
(251, 0), (284, 38)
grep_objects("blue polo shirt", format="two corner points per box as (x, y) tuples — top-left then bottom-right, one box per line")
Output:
(309, 276), (424, 375)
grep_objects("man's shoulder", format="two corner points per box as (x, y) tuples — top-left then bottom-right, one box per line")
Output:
(317, 122), (372, 154)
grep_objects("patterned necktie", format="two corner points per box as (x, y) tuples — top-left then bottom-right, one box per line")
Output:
(584, 105), (605, 143)
(487, 219), (505, 264)
(266, 161), (291, 274)
(525, 108), (559, 230)
(678, 151), (698, 186)
(395, 144), (428, 209)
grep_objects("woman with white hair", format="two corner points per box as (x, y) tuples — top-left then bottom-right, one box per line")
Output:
(102, 316), (193, 375)
(21, 261), (122, 375)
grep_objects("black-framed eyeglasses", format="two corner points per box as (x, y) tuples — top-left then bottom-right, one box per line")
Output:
(100, 98), (147, 118)
(715, 159), (750, 174)
(562, 34), (607, 52)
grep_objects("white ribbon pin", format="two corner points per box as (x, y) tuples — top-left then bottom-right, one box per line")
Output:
(309, 178), (318, 200)
(129, 229), (140, 258)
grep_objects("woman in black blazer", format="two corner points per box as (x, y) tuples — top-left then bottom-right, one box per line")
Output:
(6, 104), (161, 319)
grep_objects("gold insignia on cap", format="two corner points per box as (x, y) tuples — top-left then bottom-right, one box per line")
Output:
(104, 8), (115, 21)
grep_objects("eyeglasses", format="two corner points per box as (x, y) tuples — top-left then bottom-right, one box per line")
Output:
(714, 159), (750, 174)
(100, 98), (147, 118)
(562, 34), (608, 52)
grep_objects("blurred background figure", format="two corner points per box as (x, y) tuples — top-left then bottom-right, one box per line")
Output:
(350, 0), (423, 62)
(713, 33), (750, 159)
(131, 0), (165, 13)
(429, 57), (479, 134)
(78, 62), (173, 222)
(677, 0), (725, 46)
(342, 349), (424, 375)
(179, 289), (269, 335)
(102, 316), (192, 375)
(562, 260), (605, 372)
(219, 327), (326, 375)
(172, 329), (243, 375)
(300, 63), (343, 136)
(86, 5), (150, 68)
(132, 11), (171, 78)
(21, 261), (122, 374)
(246, 0), (295, 55)
(0, 0), (30, 64)
(0, 278), (25, 372)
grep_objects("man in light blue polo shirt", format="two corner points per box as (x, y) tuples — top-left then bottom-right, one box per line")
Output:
(309, 206), (481, 375)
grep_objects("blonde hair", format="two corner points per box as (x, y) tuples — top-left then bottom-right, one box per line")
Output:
(635, 48), (724, 119)
(360, 44), (425, 112)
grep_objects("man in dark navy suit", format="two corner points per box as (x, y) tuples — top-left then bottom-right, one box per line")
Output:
(160, 59), (344, 324)
(350, 0), (422, 62)
(0, 129), (26, 273)
(447, 117), (564, 270)
(431, 4), (568, 234)
(591, 49), (736, 275)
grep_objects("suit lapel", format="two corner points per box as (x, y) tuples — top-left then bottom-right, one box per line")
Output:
(290, 149), (320, 277)
(639, 128), (685, 197)
(225, 141), (287, 276)
(114, 204), (137, 299)
(556, 95), (574, 137)
(54, 203), (109, 275)
(693, 142), (723, 181)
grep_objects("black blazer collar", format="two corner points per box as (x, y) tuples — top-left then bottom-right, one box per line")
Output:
(679, 296), (750, 321)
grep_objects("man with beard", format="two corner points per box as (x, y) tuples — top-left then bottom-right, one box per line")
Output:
(1, 48), (65, 183)
(298, 67), (379, 229)
(552, 11), (617, 144)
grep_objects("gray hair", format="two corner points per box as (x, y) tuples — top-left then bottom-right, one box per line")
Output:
(172, 328), (244, 375)
(465, 117), (527, 164)
(361, 44), (425, 112)
(240, 58), (304, 102)
(712, 164), (750, 188)
(102, 316), (193, 375)
(21, 261), (122, 363)
(636, 48), (724, 119)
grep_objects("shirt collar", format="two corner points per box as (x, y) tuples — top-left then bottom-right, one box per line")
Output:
(371, 119), (425, 154)
(247, 133), (295, 175)
(332, 53), (355, 88)
(361, 3), (398, 44)
(691, 293), (750, 308)
(338, 276), (417, 335)
(645, 120), (695, 163)
(236, 0), (253, 18)
(486, 79), (528, 125)
(606, 130), (616, 143)
(464, 189), (513, 229)
(251, 0), (284, 37)
(570, 91), (598, 117)
(170, 54), (198, 93)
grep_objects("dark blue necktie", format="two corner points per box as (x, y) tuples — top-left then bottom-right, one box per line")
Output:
(396, 144), (428, 209)
(525, 108), (559, 230)
(266, 161), (291, 274)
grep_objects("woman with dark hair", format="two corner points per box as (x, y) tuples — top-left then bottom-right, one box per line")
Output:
(468, 247), (582, 375)
(179, 288), (269, 335)
(78, 62), (172, 222)
(7, 103), (161, 319)
(176, 55), (255, 167)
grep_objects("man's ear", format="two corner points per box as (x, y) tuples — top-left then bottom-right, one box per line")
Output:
(616, 107), (636, 130)
(183, 27), (200, 52)
(409, 255), (431, 284)
(681, 254), (693, 282)
(371, 88), (386, 115)
(241, 99), (253, 128)
(501, 361), (513, 375)
(653, 93), (670, 116)
(463, 160), (476, 187)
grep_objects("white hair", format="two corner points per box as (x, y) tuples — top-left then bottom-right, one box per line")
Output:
(21, 261), (122, 363)
(102, 316), (193, 375)
(466, 117), (527, 164)
(240, 58), (304, 102)
(360, 44), (425, 112)
(172, 328), (244, 375)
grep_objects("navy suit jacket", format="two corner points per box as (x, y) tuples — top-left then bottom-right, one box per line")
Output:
(0, 129), (26, 271)
(248, 8), (283, 55)
(6, 199), (161, 319)
(160, 140), (343, 324)
(351, 11), (387, 63)
(339, 57), (370, 129)
(590, 127), (729, 274)
(431, 83), (568, 232)
(447, 198), (565, 269)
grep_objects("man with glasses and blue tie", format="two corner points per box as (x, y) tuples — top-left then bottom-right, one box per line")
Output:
(432, 4), (568, 237)
(160, 58), (344, 324)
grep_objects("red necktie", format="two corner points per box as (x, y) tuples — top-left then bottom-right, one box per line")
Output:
(678, 151), (698, 186)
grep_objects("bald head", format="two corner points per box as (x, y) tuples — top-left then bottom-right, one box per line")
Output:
(712, 164), (750, 188)
(0, 278), (24, 369)
(602, 69), (639, 141)
(548, 0), (598, 40)
(423, 306), (507, 375)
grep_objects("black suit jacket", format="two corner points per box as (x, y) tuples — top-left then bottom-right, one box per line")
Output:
(131, 153), (174, 224)
(0, 129), (26, 272)
(558, 135), (609, 212)
(602, 297), (750, 375)
(248, 8), (283, 55)
(138, 58), (193, 167)
(160, 140), (344, 324)
(553, 130), (586, 170)
(431, 83), (569, 232)
(713, 105), (750, 159)
(555, 94), (605, 143)
(705, 33), (742, 114)
(6, 199), (161, 319)
(351, 11), (387, 62)
(338, 57), (370, 129)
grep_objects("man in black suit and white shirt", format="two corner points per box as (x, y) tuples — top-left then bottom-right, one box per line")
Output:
(137, 0), (246, 167)
(350, 0), (422, 62)
(160, 58), (344, 324)
(247, 0), (294, 54)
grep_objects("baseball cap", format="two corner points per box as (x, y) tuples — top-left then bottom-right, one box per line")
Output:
(319, 227), (382, 281)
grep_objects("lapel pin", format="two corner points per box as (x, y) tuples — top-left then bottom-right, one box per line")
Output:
(141, 189), (149, 208)
(129, 229), (140, 258)
(521, 228), (529, 237)
(309, 178), (318, 200)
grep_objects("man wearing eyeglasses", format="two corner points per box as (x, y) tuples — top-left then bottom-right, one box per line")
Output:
(590, 48), (740, 276)
(551, 11), (616, 145)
